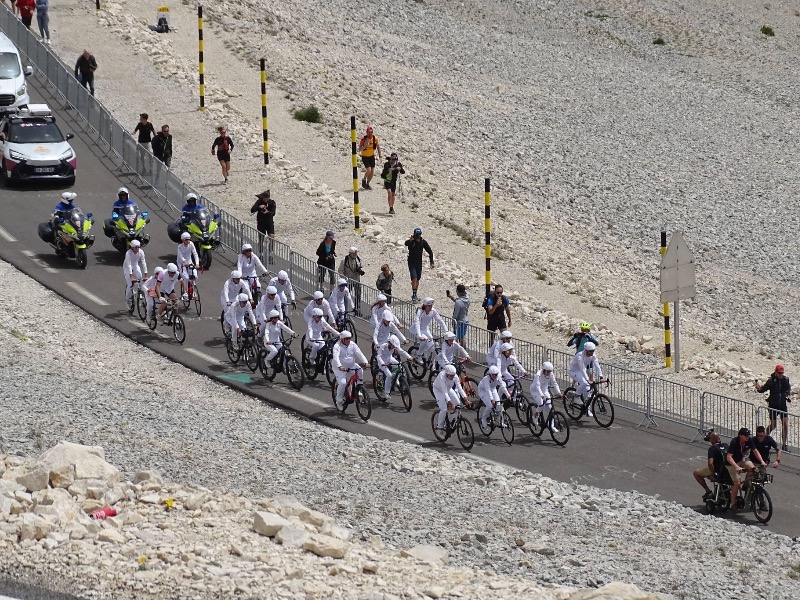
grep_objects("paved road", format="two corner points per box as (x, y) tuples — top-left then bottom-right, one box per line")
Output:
(2, 78), (800, 541)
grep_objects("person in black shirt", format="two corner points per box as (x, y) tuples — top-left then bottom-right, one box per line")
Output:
(74, 49), (97, 96)
(752, 425), (782, 468)
(315, 230), (337, 293)
(726, 428), (765, 508)
(756, 364), (791, 451)
(211, 126), (234, 184)
(380, 152), (405, 214)
(132, 113), (156, 152)
(693, 431), (725, 500)
(151, 124), (173, 167)
(250, 190), (276, 259)
(404, 227), (434, 302)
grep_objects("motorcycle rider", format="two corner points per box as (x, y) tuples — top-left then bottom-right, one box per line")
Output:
(376, 335), (412, 401)
(303, 290), (335, 324)
(238, 243), (269, 300)
(331, 330), (369, 410)
(225, 293), (257, 341)
(112, 187), (136, 212)
(122, 239), (148, 307)
(181, 193), (205, 223)
(220, 270), (251, 314)
(305, 307), (338, 364)
(177, 232), (200, 300)
(263, 309), (297, 365)
(52, 191), (78, 222)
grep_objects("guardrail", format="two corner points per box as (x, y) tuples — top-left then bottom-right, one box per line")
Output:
(2, 7), (795, 454)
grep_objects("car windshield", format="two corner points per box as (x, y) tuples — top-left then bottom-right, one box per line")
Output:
(8, 121), (65, 144)
(0, 52), (20, 80)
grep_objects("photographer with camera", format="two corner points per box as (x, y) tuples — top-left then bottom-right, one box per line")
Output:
(339, 246), (365, 316)
(380, 152), (405, 215)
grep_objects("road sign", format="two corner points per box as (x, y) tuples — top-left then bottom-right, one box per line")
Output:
(660, 230), (695, 303)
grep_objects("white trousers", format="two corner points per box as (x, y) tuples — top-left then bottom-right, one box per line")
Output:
(435, 388), (461, 428)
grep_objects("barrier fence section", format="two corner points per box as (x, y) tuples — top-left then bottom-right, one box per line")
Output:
(5, 7), (798, 452)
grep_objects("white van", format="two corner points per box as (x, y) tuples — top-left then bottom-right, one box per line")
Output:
(0, 33), (32, 112)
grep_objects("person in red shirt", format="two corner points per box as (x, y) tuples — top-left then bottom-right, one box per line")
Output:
(16, 0), (35, 28)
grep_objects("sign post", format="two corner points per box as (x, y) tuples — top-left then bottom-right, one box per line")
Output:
(659, 231), (696, 372)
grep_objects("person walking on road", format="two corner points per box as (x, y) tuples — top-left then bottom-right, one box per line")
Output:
(447, 283), (470, 350)
(756, 365), (792, 452)
(339, 246), (365, 316)
(358, 125), (380, 190)
(315, 230), (337, 293)
(250, 190), (275, 260)
(151, 124), (173, 167)
(405, 227), (434, 302)
(35, 0), (49, 43)
(74, 49), (97, 96)
(211, 126), (234, 184)
(485, 284), (512, 332)
(380, 152), (405, 214)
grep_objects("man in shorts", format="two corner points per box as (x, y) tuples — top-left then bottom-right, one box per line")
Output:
(380, 152), (405, 214)
(404, 227), (434, 302)
(693, 431), (725, 500)
(726, 428), (759, 509)
(358, 125), (381, 190)
(756, 364), (791, 451)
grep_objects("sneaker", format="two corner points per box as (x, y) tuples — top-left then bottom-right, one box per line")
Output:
(364, 183), (372, 190)
(335, 399), (344, 409)
(702, 491), (714, 501)
(587, 409), (594, 417)
(361, 177), (367, 188)
(384, 394), (391, 402)
(182, 293), (189, 300)
(411, 294), (418, 302)
(389, 207), (395, 214)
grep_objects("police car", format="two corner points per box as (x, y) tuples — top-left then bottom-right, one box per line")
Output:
(0, 104), (75, 185)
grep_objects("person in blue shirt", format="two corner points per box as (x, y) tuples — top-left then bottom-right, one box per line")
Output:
(567, 322), (599, 354)
(112, 187), (136, 212)
(181, 193), (205, 222)
(53, 191), (77, 219)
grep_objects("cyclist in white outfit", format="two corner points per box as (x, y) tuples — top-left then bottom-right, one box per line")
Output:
(433, 364), (467, 431)
(487, 330), (512, 368)
(329, 278), (353, 325)
(530, 361), (561, 425)
(376, 335), (412, 401)
(220, 270), (251, 313)
(263, 309), (297, 363)
(304, 290), (336, 324)
(369, 294), (392, 329)
(437, 331), (469, 369)
(568, 341), (601, 416)
(412, 298), (447, 362)
(156, 263), (182, 321)
(331, 330), (369, 409)
(176, 232), (199, 300)
(256, 285), (282, 329)
(122, 239), (147, 304)
(373, 310), (407, 348)
(499, 342), (526, 394)
(268, 270), (296, 307)
(225, 293), (257, 339)
(142, 266), (164, 317)
(305, 307), (338, 362)
(478, 365), (510, 431)
(238, 243), (269, 302)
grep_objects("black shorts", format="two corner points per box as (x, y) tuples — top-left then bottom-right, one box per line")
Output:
(362, 155), (375, 169)
(769, 406), (788, 421)
(384, 180), (396, 192)
(217, 151), (231, 162)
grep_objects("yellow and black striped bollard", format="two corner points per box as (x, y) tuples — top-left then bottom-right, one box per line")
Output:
(260, 59), (269, 164)
(351, 116), (360, 232)
(484, 178), (491, 300)
(198, 6), (205, 111)
(661, 229), (672, 368)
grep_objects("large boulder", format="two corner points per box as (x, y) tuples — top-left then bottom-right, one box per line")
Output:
(271, 495), (330, 528)
(2, 465), (48, 493)
(302, 534), (349, 559)
(400, 544), (449, 566)
(252, 511), (288, 537)
(570, 582), (670, 600)
(37, 442), (120, 485)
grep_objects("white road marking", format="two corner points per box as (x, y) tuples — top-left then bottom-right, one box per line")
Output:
(21, 250), (58, 274)
(131, 319), (168, 339)
(185, 348), (223, 364)
(65, 282), (109, 306)
(0, 225), (17, 242)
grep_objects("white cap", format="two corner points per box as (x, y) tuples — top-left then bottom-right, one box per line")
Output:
(501, 330), (513, 339)
(584, 342), (596, 352)
(278, 270), (288, 280)
(153, 266), (164, 274)
(266, 285), (277, 295)
(349, 246), (358, 253)
(388, 335), (400, 347)
(313, 291), (324, 300)
(376, 294), (387, 302)
(487, 365), (500, 375)
(130, 240), (141, 248)
(231, 270), (242, 279)
(422, 297), (434, 306)
(542, 362), (554, 371)
(237, 293), (249, 302)
(167, 263), (178, 273)
(180, 232), (191, 240)
(337, 278), (348, 286)
(444, 365), (457, 375)
(268, 309), (280, 318)
(500, 342), (513, 352)
(312, 308), (323, 317)
(382, 310), (393, 321)
(339, 330), (352, 339)
(242, 243), (252, 251)
(443, 331), (456, 341)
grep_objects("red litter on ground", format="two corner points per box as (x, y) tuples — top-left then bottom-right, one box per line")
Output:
(90, 506), (117, 520)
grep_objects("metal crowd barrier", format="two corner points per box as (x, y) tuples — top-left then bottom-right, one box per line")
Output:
(3, 5), (797, 453)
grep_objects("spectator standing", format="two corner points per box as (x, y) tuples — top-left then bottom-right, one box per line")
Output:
(151, 124), (173, 167)
(376, 263), (394, 305)
(315, 230), (337, 293)
(447, 284), (470, 349)
(756, 365), (792, 451)
(380, 152), (405, 214)
(132, 113), (155, 152)
(485, 284), (511, 332)
(16, 0), (34, 29)
(404, 227), (434, 302)
(358, 125), (381, 190)
(74, 49), (97, 96)
(339, 247), (365, 316)
(250, 190), (275, 260)
(35, 0), (49, 43)
(211, 126), (234, 184)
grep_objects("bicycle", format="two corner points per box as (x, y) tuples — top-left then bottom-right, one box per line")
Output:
(182, 265), (202, 316)
(705, 465), (774, 524)
(280, 302), (296, 344)
(501, 374), (531, 426)
(525, 395), (570, 447)
(331, 367), (371, 421)
(430, 404), (474, 451)
(373, 360), (413, 411)
(334, 310), (357, 342)
(563, 379), (614, 427)
(125, 279), (146, 320)
(147, 295), (186, 344)
(477, 400), (514, 445)
(408, 336), (441, 381)
(226, 324), (259, 372)
(244, 274), (267, 306)
(428, 358), (475, 401)
(260, 340), (304, 390)
(300, 334), (337, 385)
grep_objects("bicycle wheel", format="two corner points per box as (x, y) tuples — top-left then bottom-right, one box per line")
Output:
(355, 385), (371, 421)
(462, 377), (479, 410)
(331, 382), (347, 414)
(285, 355), (305, 390)
(300, 339), (318, 381)
(147, 310), (157, 331)
(126, 289), (135, 314)
(220, 311), (231, 338)
(431, 411), (447, 443)
(526, 405), (544, 437)
(477, 406), (492, 437)
(324, 356), (336, 386)
(243, 343), (259, 372)
(500, 412), (514, 445)
(172, 314), (186, 344)
(344, 318), (357, 342)
(192, 286), (202, 317)
(592, 394), (615, 428)
(259, 352), (276, 381)
(399, 376), (412, 412)
(408, 347), (426, 381)
(514, 390), (530, 425)
(226, 338), (239, 364)
(136, 290), (147, 321)
(182, 291), (190, 310)
(373, 371), (386, 400)
(563, 388), (583, 421)
(280, 313), (293, 344)
(751, 488), (773, 524)
(548, 411), (570, 447)
(457, 416), (474, 451)
(370, 353), (379, 378)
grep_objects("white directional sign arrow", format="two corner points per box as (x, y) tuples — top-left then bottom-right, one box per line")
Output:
(660, 231), (696, 303)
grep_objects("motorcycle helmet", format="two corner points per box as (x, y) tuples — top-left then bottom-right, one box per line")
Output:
(167, 263), (178, 273)
(312, 308), (324, 317)
(444, 364), (457, 376)
(117, 187), (129, 198)
(237, 293), (249, 303)
(266, 285), (277, 295)
(584, 342), (596, 352)
(242, 243), (252, 252)
(278, 270), (288, 281)
(268, 309), (280, 319)
(313, 291), (324, 300)
(61, 191), (77, 203)
(185, 193), (198, 204)
(231, 270), (242, 279)
(180, 232), (191, 240)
